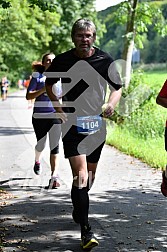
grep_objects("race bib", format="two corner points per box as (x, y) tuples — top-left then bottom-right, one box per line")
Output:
(77, 115), (102, 135)
(2, 86), (6, 91)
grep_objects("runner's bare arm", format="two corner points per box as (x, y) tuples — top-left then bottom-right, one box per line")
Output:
(103, 88), (122, 117)
(26, 87), (45, 100)
(45, 84), (67, 122)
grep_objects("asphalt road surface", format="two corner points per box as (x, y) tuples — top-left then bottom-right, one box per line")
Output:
(0, 90), (167, 252)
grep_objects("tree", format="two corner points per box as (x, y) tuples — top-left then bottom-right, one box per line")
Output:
(115, 0), (167, 87)
(0, 0), (105, 83)
(48, 0), (105, 54)
(0, 0), (60, 81)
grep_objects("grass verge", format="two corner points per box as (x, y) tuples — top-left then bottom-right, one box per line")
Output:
(106, 124), (166, 170)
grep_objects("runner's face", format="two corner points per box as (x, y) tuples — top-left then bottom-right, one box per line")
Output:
(73, 28), (96, 53)
(43, 54), (55, 70)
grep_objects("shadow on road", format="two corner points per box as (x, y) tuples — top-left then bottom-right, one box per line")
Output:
(0, 126), (33, 136)
(0, 180), (167, 252)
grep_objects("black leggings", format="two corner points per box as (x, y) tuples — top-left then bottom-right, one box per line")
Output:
(32, 116), (61, 154)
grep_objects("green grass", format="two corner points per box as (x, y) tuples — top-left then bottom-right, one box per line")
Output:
(143, 70), (166, 89)
(106, 66), (167, 170)
(106, 125), (166, 169)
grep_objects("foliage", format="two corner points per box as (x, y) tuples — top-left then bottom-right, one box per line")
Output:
(122, 97), (166, 139)
(0, 0), (105, 84)
(114, 68), (166, 139)
(48, 0), (105, 54)
(112, 1), (167, 50)
(0, 0), (61, 82)
(0, 0), (60, 11)
(0, 0), (11, 8)
(28, 0), (59, 12)
(107, 67), (167, 169)
(98, 1), (167, 64)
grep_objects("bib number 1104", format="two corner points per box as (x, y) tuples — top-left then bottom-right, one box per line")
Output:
(81, 120), (99, 130)
(77, 115), (102, 134)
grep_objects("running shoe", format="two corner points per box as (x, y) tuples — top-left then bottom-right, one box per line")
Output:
(33, 161), (41, 175)
(161, 171), (167, 197)
(72, 209), (80, 224)
(81, 225), (99, 250)
(45, 178), (60, 189)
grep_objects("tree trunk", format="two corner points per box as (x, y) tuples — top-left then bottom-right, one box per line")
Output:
(122, 0), (138, 88)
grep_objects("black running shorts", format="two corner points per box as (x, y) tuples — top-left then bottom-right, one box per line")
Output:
(62, 125), (106, 163)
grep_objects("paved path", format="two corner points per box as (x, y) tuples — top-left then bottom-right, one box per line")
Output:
(0, 90), (167, 252)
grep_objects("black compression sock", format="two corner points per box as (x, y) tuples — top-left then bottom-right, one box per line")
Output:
(71, 185), (89, 227)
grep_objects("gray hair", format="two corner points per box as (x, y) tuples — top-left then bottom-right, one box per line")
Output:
(71, 18), (96, 38)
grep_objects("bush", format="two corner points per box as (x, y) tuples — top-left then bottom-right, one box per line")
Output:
(113, 69), (166, 139)
(106, 67), (167, 169)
